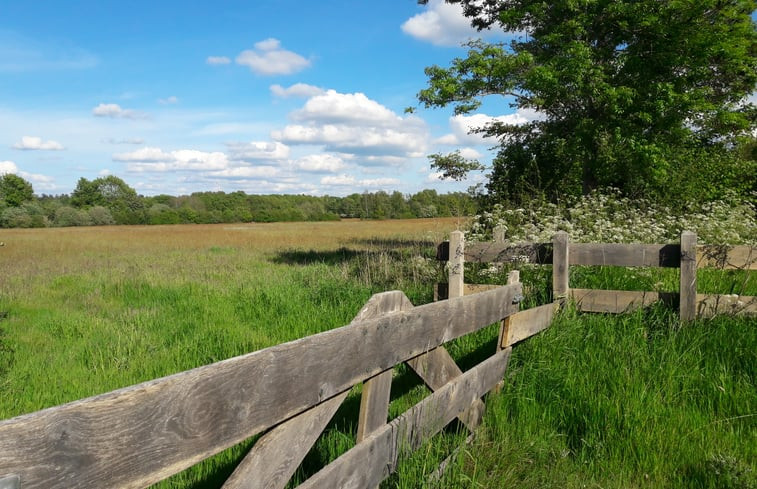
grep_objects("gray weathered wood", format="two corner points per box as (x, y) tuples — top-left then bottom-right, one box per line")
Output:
(502, 302), (558, 347)
(407, 347), (485, 430)
(569, 243), (681, 267)
(0, 284), (521, 489)
(680, 231), (698, 321)
(695, 294), (757, 317)
(222, 291), (411, 489)
(222, 391), (349, 489)
(464, 242), (552, 264)
(498, 270), (521, 352)
(297, 348), (513, 489)
(434, 283), (500, 301)
(553, 231), (569, 302)
(570, 289), (662, 314)
(356, 293), (414, 444)
(449, 231), (465, 299)
(697, 245), (757, 270)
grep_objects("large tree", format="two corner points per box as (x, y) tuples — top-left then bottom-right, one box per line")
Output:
(417, 0), (757, 204)
(0, 173), (34, 207)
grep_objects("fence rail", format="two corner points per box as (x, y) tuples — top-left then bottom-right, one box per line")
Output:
(0, 280), (556, 489)
(437, 231), (756, 319)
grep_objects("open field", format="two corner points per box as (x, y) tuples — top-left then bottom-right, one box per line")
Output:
(1, 218), (755, 488)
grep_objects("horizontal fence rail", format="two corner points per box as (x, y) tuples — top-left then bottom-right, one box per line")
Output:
(437, 230), (756, 319)
(0, 281), (550, 489)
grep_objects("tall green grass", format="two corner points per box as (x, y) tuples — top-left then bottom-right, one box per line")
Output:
(403, 307), (756, 489)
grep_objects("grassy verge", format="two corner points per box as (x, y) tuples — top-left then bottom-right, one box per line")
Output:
(0, 220), (753, 488)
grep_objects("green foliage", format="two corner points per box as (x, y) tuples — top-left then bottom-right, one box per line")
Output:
(53, 206), (93, 227)
(88, 206), (115, 226)
(0, 173), (34, 207)
(469, 188), (756, 245)
(428, 150), (485, 181)
(417, 0), (757, 205)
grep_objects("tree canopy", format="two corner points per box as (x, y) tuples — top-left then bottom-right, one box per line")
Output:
(0, 173), (34, 207)
(417, 0), (757, 205)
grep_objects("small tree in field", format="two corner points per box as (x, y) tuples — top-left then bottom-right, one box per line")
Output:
(416, 0), (757, 205)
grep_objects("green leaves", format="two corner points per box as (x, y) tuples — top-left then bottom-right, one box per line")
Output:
(417, 0), (757, 206)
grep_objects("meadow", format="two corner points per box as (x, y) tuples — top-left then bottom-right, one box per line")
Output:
(0, 217), (755, 488)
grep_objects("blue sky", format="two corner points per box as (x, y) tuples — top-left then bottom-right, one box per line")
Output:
(0, 0), (533, 197)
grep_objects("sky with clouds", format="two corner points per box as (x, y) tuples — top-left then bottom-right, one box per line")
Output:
(0, 0), (531, 197)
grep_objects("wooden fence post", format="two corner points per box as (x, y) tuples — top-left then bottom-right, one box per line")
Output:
(493, 225), (506, 243)
(449, 230), (464, 299)
(553, 231), (569, 304)
(680, 231), (697, 321)
(498, 270), (521, 352)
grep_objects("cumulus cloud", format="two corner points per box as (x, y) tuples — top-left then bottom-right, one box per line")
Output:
(402, 0), (497, 47)
(437, 110), (540, 145)
(273, 90), (429, 158)
(206, 166), (281, 179)
(114, 146), (229, 172)
(226, 141), (290, 161)
(270, 83), (325, 98)
(0, 160), (56, 189)
(12, 136), (65, 150)
(292, 154), (346, 173)
(92, 103), (147, 120)
(320, 175), (401, 188)
(235, 38), (310, 76)
(0, 160), (18, 174)
(206, 56), (231, 65)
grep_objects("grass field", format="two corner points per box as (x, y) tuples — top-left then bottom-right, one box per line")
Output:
(0, 219), (754, 488)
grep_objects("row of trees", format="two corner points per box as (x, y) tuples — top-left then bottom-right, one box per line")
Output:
(0, 174), (477, 228)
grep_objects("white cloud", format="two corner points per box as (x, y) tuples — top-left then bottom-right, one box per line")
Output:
(114, 146), (229, 171)
(458, 147), (483, 159)
(0, 160), (56, 189)
(273, 90), (429, 158)
(206, 56), (231, 65)
(235, 38), (310, 76)
(292, 154), (346, 173)
(99, 169), (111, 176)
(402, 0), (491, 47)
(437, 110), (540, 145)
(158, 96), (179, 105)
(12, 136), (65, 150)
(226, 141), (290, 161)
(270, 83), (325, 98)
(207, 166), (281, 178)
(0, 160), (18, 174)
(92, 103), (148, 120)
(320, 174), (401, 188)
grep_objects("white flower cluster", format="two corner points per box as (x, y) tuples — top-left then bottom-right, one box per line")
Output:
(469, 189), (756, 245)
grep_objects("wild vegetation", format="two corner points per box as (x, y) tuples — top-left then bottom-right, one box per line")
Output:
(0, 173), (477, 228)
(415, 0), (756, 208)
(0, 206), (754, 487)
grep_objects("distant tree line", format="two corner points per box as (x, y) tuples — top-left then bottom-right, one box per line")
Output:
(0, 174), (477, 228)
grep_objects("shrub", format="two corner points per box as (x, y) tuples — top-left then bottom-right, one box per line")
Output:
(54, 206), (92, 227)
(88, 206), (115, 226)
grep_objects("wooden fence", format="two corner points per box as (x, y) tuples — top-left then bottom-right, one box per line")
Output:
(0, 279), (560, 489)
(437, 230), (757, 319)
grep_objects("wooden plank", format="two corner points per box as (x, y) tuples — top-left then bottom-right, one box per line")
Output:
(569, 243), (681, 267)
(434, 283), (500, 301)
(498, 271), (521, 352)
(223, 291), (411, 489)
(449, 231), (464, 299)
(553, 232), (569, 302)
(297, 348), (513, 489)
(0, 284), (521, 489)
(222, 391), (349, 489)
(570, 289), (662, 314)
(356, 293), (414, 444)
(695, 294), (757, 317)
(680, 231), (698, 322)
(502, 302), (558, 347)
(465, 242), (552, 264)
(697, 245), (757, 270)
(436, 241), (552, 264)
(407, 348), (485, 430)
